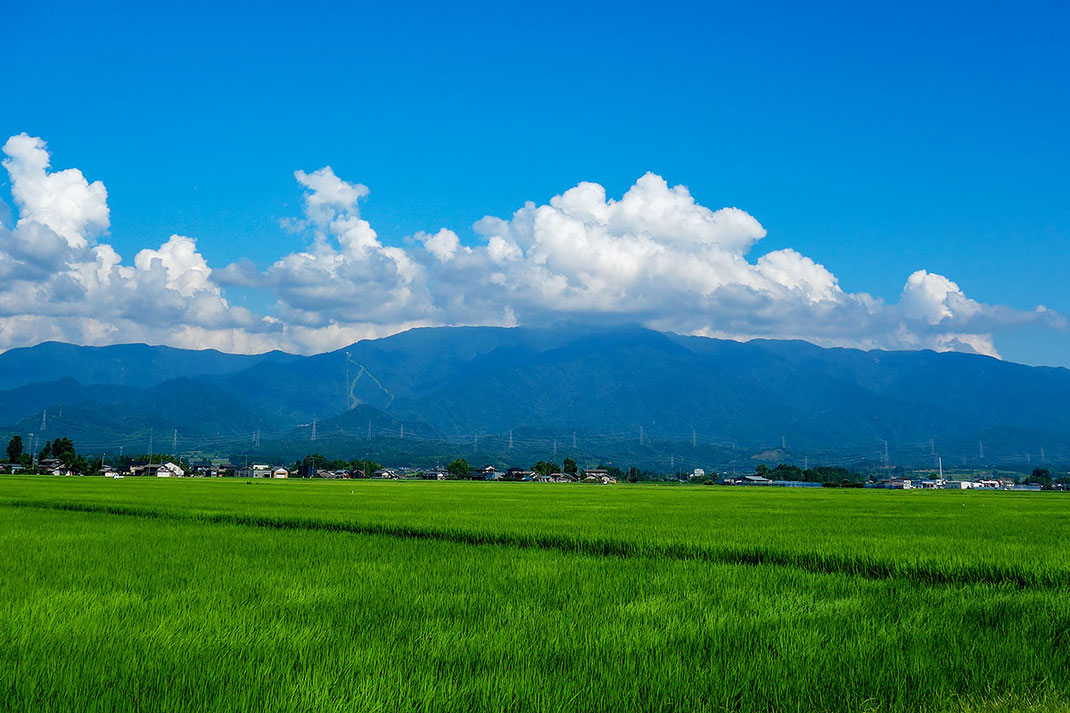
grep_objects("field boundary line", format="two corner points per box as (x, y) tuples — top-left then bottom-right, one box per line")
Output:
(3, 498), (1064, 590)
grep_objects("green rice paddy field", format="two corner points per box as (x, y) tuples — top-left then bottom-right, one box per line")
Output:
(0, 477), (1068, 712)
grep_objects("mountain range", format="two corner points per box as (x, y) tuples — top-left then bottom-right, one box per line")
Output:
(1, 325), (1068, 470)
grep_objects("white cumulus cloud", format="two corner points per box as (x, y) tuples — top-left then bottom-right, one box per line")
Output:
(0, 133), (1063, 357)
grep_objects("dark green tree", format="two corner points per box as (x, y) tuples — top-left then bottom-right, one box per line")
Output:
(51, 437), (76, 466)
(626, 466), (642, 483)
(350, 459), (381, 478)
(533, 461), (559, 476)
(563, 458), (578, 476)
(6, 435), (22, 462)
(447, 458), (469, 480)
(597, 464), (624, 480)
(1025, 468), (1053, 488)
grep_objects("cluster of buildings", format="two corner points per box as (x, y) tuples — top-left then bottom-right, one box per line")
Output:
(721, 473), (1040, 491)
(103, 462), (620, 484)
(883, 477), (1038, 490)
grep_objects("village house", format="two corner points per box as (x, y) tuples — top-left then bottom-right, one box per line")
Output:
(39, 458), (67, 476)
(131, 462), (185, 477)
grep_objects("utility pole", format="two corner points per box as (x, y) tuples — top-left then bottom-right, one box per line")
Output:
(938, 456), (943, 480)
(149, 427), (154, 464)
(29, 433), (36, 471)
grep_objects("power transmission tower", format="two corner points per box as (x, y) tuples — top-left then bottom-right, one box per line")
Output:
(639, 426), (644, 446)
(781, 435), (786, 450)
(172, 429), (177, 452)
(1041, 446), (1046, 462)
(367, 421), (371, 441)
(978, 440), (984, 460)
(552, 438), (557, 456)
(692, 427), (697, 448)
(311, 418), (317, 442)
(508, 430), (513, 450)
(572, 432), (577, 449)
(40, 410), (46, 432)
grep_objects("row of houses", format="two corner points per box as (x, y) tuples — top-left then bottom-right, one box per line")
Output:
(106, 462), (619, 484)
(885, 477), (1039, 490)
(723, 474), (1039, 490)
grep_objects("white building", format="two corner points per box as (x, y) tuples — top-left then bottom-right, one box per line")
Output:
(156, 462), (184, 478)
(272, 467), (289, 479)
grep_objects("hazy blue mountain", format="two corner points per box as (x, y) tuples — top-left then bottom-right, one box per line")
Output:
(3, 325), (1070, 467)
(0, 341), (298, 391)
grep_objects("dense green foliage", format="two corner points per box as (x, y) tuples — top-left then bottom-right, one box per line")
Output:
(5, 435), (21, 462)
(290, 454), (382, 477)
(0, 477), (1068, 712)
(446, 457), (470, 479)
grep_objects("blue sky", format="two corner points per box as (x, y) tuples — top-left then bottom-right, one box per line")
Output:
(1, 0), (1068, 364)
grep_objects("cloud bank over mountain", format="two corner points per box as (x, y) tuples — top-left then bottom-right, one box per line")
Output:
(0, 133), (1062, 356)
